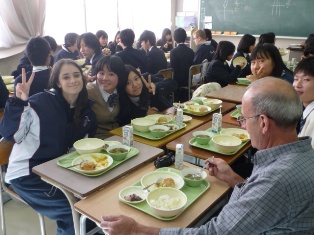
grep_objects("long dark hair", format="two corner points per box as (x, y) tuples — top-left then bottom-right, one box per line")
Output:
(251, 44), (290, 78)
(213, 41), (235, 62)
(237, 34), (256, 53)
(49, 59), (87, 128)
(160, 28), (172, 44)
(124, 65), (150, 109)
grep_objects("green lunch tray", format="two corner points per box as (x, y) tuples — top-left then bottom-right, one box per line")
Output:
(133, 121), (186, 140)
(57, 147), (139, 177)
(119, 167), (210, 221)
(230, 109), (242, 119)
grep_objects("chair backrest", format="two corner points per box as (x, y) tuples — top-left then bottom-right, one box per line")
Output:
(0, 138), (13, 166)
(188, 64), (202, 100)
(158, 68), (174, 103)
(158, 68), (173, 79)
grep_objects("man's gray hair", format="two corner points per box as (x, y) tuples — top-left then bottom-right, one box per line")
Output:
(248, 77), (303, 128)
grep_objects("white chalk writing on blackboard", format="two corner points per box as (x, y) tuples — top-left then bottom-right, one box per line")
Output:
(272, 0), (296, 17)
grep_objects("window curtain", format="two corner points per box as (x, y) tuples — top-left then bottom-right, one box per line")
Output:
(0, 0), (45, 48)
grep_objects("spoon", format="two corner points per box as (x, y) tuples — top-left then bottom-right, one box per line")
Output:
(143, 178), (163, 192)
(192, 156), (214, 178)
(66, 160), (87, 169)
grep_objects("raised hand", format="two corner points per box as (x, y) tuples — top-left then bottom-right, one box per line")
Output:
(15, 68), (35, 101)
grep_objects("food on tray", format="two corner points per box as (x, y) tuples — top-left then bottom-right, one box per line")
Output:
(199, 106), (208, 113)
(184, 174), (203, 180)
(124, 194), (143, 202)
(103, 144), (109, 150)
(159, 178), (175, 188)
(108, 148), (128, 154)
(232, 133), (248, 140)
(91, 154), (109, 167)
(149, 194), (181, 210)
(152, 128), (167, 132)
(157, 116), (168, 123)
(80, 161), (96, 170)
(164, 124), (179, 131)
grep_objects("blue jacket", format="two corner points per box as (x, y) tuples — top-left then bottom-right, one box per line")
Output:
(0, 90), (97, 182)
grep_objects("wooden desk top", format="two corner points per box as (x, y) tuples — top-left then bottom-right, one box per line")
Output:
(32, 136), (164, 198)
(166, 122), (251, 165)
(222, 109), (239, 126)
(205, 85), (247, 104)
(74, 162), (230, 227)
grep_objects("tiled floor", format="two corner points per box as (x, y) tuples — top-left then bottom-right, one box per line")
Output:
(1, 198), (56, 235)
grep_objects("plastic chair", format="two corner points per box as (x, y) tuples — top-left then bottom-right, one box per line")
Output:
(0, 138), (46, 235)
(157, 68), (175, 103)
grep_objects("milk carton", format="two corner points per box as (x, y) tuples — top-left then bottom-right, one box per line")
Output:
(123, 125), (133, 146)
(175, 144), (184, 169)
(176, 108), (183, 128)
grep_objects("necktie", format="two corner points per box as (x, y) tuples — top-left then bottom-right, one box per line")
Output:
(299, 116), (306, 133)
(108, 93), (119, 108)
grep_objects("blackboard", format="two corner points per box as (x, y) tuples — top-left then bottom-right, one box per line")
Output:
(200, 0), (314, 37)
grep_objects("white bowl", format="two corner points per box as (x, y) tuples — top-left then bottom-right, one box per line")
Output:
(103, 141), (121, 151)
(73, 138), (105, 155)
(141, 171), (184, 191)
(202, 99), (222, 110)
(212, 135), (242, 153)
(71, 153), (113, 174)
(146, 188), (187, 218)
(147, 115), (172, 124)
(2, 75), (14, 84)
(220, 128), (250, 142)
(131, 118), (156, 132)
(119, 186), (147, 204)
(75, 59), (86, 66)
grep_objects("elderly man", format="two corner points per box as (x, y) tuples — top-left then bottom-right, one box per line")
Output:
(100, 77), (314, 234)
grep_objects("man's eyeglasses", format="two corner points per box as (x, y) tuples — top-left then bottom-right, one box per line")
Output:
(237, 114), (261, 126)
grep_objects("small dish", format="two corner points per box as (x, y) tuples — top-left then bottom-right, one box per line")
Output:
(173, 103), (187, 110)
(119, 186), (147, 204)
(173, 115), (192, 123)
(141, 171), (185, 191)
(163, 123), (180, 131)
(233, 56), (247, 69)
(71, 153), (113, 174)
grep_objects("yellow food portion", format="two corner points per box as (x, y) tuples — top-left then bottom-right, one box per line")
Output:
(159, 178), (175, 188)
(157, 117), (168, 123)
(232, 133), (248, 140)
(91, 154), (109, 168)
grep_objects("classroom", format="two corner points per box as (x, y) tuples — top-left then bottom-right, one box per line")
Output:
(1, 0), (314, 234)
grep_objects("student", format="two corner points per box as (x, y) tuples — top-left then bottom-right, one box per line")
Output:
(0, 59), (97, 235)
(293, 56), (314, 148)
(230, 34), (256, 77)
(100, 77), (314, 234)
(77, 32), (104, 81)
(54, 32), (80, 62)
(14, 36), (52, 96)
(115, 29), (147, 73)
(0, 76), (9, 108)
(156, 28), (173, 53)
(11, 35), (57, 78)
(108, 31), (123, 55)
(205, 41), (245, 87)
(96, 30), (111, 55)
(301, 45), (314, 60)
(204, 28), (218, 50)
(170, 27), (194, 102)
(87, 56), (127, 139)
(117, 65), (177, 126)
(247, 43), (293, 83)
(256, 32), (276, 46)
(193, 29), (215, 64)
(139, 30), (167, 74)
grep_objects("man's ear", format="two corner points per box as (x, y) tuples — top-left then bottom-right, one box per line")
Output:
(260, 114), (270, 134)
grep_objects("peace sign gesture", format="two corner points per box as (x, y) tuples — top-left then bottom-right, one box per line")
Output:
(16, 68), (35, 101)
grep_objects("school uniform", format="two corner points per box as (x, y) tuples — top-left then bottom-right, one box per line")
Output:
(116, 47), (148, 73)
(193, 43), (215, 64)
(230, 51), (252, 77)
(54, 45), (80, 62)
(147, 46), (168, 74)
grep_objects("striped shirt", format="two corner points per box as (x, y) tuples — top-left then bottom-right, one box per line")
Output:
(160, 137), (314, 235)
